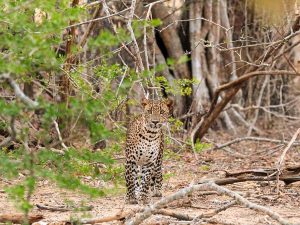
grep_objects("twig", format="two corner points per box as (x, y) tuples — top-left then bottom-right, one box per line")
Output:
(53, 120), (68, 150)
(210, 70), (300, 115)
(102, 1), (137, 62)
(159, 16), (229, 33)
(36, 204), (93, 212)
(127, 0), (144, 73)
(78, 3), (102, 47)
(155, 209), (194, 221)
(64, 7), (131, 29)
(157, 200), (237, 222)
(276, 128), (300, 170)
(247, 75), (269, 136)
(0, 73), (39, 108)
(207, 182), (297, 225)
(36, 204), (70, 212)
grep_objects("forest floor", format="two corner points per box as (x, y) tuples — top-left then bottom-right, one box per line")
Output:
(1, 121), (300, 225)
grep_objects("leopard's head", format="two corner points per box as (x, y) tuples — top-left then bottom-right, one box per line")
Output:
(141, 98), (173, 130)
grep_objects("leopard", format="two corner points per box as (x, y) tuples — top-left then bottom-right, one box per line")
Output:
(125, 98), (173, 204)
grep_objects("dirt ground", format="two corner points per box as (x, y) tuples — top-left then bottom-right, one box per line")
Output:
(1, 122), (300, 225)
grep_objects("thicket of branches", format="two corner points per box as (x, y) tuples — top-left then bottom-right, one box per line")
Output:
(0, 0), (300, 222)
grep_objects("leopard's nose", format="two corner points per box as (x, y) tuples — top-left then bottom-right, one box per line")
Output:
(152, 120), (159, 125)
(152, 120), (159, 127)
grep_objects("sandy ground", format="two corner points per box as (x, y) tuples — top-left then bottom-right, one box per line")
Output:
(1, 125), (300, 225)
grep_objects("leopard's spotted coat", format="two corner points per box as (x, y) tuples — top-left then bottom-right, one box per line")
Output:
(125, 98), (172, 204)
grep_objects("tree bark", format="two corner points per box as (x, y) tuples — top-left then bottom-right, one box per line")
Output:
(152, 3), (191, 116)
(189, 0), (210, 116)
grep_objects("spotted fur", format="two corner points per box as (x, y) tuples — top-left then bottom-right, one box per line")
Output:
(125, 98), (172, 204)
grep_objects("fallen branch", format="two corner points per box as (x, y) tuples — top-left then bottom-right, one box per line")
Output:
(225, 164), (300, 177)
(207, 182), (297, 225)
(36, 203), (93, 212)
(126, 181), (298, 225)
(36, 204), (70, 212)
(155, 209), (194, 221)
(207, 136), (300, 151)
(0, 213), (43, 224)
(125, 183), (209, 225)
(201, 175), (300, 186)
(156, 200), (237, 221)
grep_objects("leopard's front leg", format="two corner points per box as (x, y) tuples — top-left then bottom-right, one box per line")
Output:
(139, 162), (155, 204)
(125, 160), (138, 204)
(151, 140), (163, 197)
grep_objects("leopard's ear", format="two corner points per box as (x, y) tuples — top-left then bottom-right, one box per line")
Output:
(141, 98), (149, 108)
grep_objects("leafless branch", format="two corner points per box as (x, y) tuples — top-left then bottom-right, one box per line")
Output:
(127, 0), (144, 73)
(126, 181), (297, 225)
(53, 120), (68, 150)
(64, 7), (131, 29)
(207, 182), (297, 225)
(125, 182), (209, 225)
(0, 73), (39, 108)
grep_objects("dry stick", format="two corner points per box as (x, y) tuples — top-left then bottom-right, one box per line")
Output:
(78, 173), (300, 224)
(125, 183), (209, 225)
(102, 1), (137, 62)
(36, 204), (71, 212)
(65, 7), (131, 29)
(127, 0), (144, 73)
(207, 136), (300, 152)
(36, 203), (93, 212)
(53, 120), (68, 150)
(0, 213), (43, 224)
(165, 200), (237, 222)
(277, 128), (300, 169)
(78, 3), (102, 47)
(155, 209), (194, 221)
(247, 75), (269, 136)
(126, 181), (297, 225)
